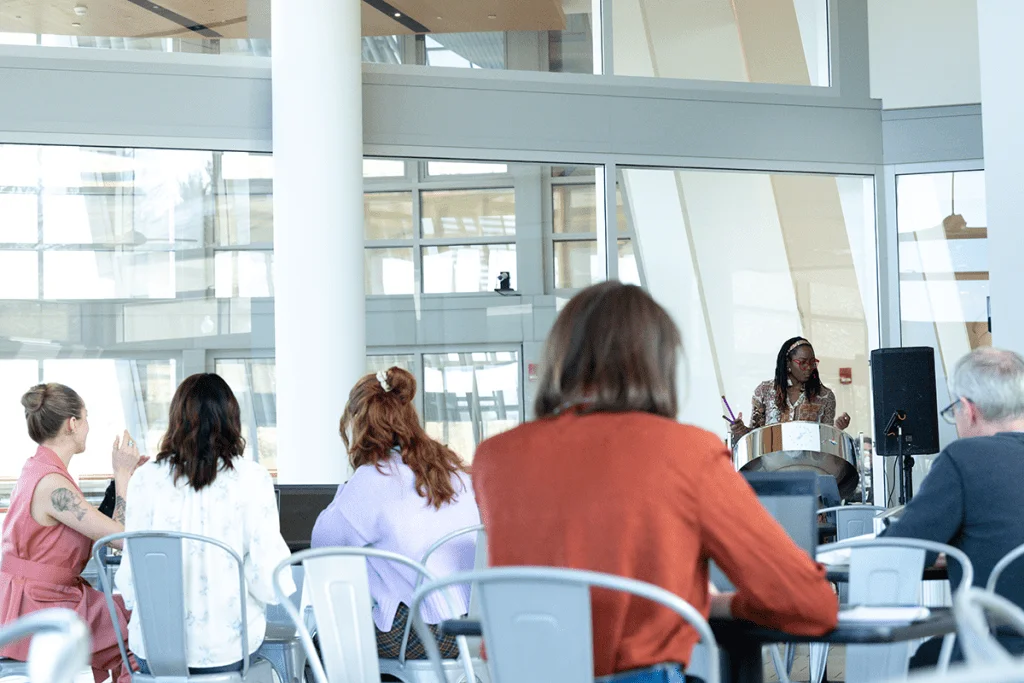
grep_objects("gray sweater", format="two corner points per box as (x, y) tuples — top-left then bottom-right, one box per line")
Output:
(882, 431), (1024, 609)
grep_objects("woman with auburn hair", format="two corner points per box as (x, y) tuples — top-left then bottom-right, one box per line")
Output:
(311, 366), (480, 659)
(472, 281), (838, 681)
(115, 373), (295, 674)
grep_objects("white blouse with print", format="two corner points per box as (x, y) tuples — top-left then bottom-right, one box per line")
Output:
(115, 458), (296, 668)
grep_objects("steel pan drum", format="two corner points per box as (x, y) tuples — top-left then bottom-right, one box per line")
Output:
(733, 422), (859, 500)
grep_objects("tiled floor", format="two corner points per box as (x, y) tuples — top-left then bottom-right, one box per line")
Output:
(763, 644), (846, 683)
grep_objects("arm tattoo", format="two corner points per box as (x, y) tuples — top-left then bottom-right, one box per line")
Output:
(51, 488), (87, 522)
(113, 496), (127, 526)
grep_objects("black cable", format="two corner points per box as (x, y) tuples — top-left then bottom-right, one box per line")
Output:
(887, 457), (897, 507)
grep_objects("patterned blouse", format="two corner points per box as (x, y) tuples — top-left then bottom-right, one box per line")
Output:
(116, 459), (296, 668)
(749, 380), (837, 430)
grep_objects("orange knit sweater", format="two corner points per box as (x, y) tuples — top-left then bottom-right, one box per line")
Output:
(472, 411), (838, 676)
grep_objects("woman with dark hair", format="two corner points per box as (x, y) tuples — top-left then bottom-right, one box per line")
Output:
(115, 373), (295, 674)
(311, 366), (480, 660)
(472, 282), (838, 681)
(729, 336), (851, 442)
(0, 383), (144, 683)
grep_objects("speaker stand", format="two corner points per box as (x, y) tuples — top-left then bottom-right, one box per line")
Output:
(894, 424), (915, 506)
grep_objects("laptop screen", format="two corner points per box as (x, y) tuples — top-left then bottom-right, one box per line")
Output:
(274, 485), (338, 552)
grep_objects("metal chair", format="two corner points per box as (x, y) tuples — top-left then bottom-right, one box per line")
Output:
(988, 542), (1024, 595)
(818, 537), (974, 683)
(0, 608), (90, 683)
(258, 565), (307, 683)
(899, 661), (1024, 683)
(819, 505), (886, 541)
(954, 587), (1024, 665)
(272, 547), (477, 683)
(409, 566), (721, 683)
(93, 531), (276, 683)
(799, 504), (886, 683)
(382, 524), (488, 683)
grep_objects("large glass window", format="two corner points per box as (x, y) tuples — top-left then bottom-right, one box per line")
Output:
(0, 359), (175, 482)
(0, 144), (268, 486)
(611, 0), (830, 86)
(217, 353), (520, 467)
(620, 167), (877, 438)
(423, 352), (522, 463)
(897, 169), (988, 447)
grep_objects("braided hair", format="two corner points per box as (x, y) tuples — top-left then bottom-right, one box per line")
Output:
(774, 336), (823, 413)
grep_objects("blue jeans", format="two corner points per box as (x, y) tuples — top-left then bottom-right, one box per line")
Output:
(135, 655), (256, 675)
(596, 663), (700, 683)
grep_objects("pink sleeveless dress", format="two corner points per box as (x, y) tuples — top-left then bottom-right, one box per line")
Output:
(0, 446), (132, 683)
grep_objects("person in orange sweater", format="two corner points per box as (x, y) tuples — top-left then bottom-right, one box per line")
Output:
(472, 281), (838, 680)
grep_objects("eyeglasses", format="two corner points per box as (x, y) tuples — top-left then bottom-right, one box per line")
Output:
(940, 398), (970, 425)
(792, 358), (820, 369)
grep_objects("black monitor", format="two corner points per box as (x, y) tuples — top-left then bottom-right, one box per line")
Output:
(711, 471), (819, 591)
(274, 485), (338, 553)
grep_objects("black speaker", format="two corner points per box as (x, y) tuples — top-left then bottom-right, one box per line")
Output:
(871, 347), (940, 456)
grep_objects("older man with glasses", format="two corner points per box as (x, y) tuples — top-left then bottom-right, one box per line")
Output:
(882, 347), (1024, 667)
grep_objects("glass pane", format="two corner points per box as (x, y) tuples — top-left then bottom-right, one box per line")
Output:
(554, 240), (599, 289)
(422, 352), (522, 462)
(215, 251), (274, 298)
(0, 360), (42, 478)
(426, 162), (508, 176)
(618, 239), (641, 286)
(421, 189), (516, 239)
(365, 248), (415, 295)
(215, 359), (277, 470)
(363, 159), (406, 178)
(425, 33), (506, 69)
(43, 251), (174, 300)
(217, 194), (274, 247)
(221, 153), (273, 180)
(549, 13), (594, 74)
(552, 184), (628, 234)
(41, 359), (176, 479)
(365, 192), (415, 240)
(621, 167), (877, 442)
(612, 0), (829, 87)
(367, 355), (416, 374)
(898, 170), (989, 451)
(0, 252), (39, 299)
(362, 36), (404, 64)
(0, 194), (38, 243)
(423, 244), (517, 294)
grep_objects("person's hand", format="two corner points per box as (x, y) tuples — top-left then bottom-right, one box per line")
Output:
(729, 413), (747, 437)
(112, 430), (142, 478)
(835, 412), (851, 430)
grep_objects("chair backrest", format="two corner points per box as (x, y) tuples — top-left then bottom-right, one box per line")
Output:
(819, 505), (885, 541)
(265, 565), (305, 630)
(988, 542), (1024, 595)
(272, 547), (475, 683)
(902, 661), (1024, 683)
(0, 608), (90, 683)
(954, 587), (1024, 665)
(410, 566), (721, 683)
(396, 523), (485, 662)
(93, 531), (252, 679)
(819, 537), (973, 606)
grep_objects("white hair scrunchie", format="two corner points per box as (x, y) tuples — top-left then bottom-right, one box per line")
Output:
(376, 370), (392, 393)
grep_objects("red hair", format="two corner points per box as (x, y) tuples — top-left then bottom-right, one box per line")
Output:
(341, 367), (467, 508)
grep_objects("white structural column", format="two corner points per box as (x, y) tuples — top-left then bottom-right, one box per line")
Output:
(977, 0), (1024, 356)
(271, 0), (365, 484)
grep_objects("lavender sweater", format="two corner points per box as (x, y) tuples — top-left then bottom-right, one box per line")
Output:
(310, 451), (480, 631)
